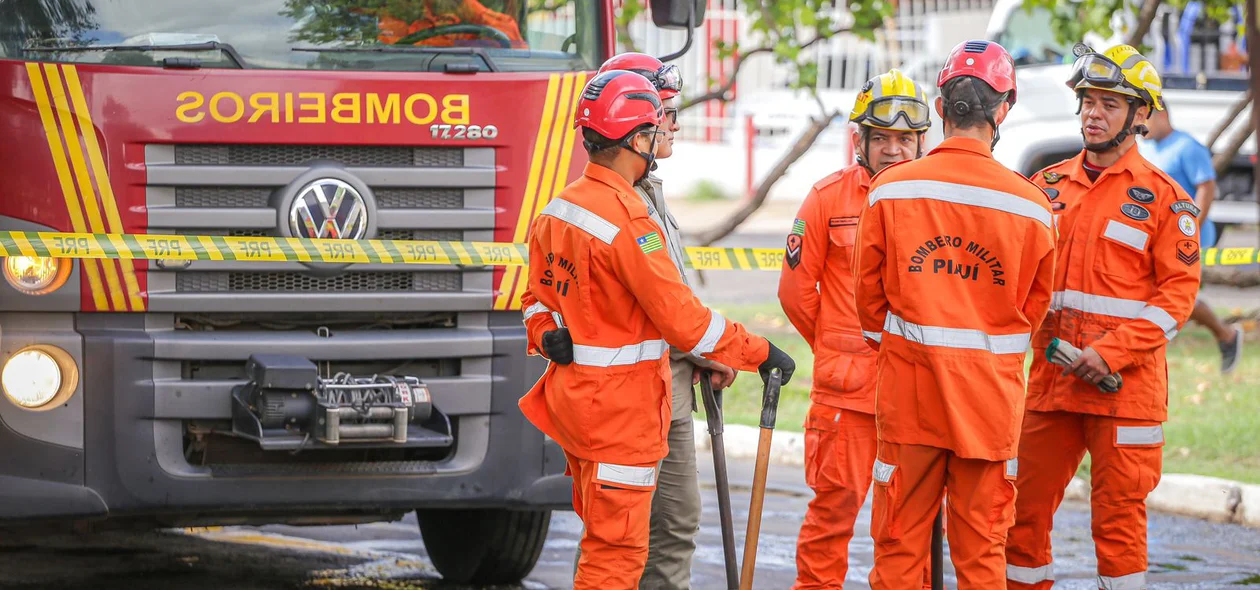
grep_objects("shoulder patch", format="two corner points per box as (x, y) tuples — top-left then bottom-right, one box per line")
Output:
(1178, 215), (1198, 237)
(1177, 240), (1200, 266)
(791, 219), (807, 236)
(1171, 201), (1201, 217)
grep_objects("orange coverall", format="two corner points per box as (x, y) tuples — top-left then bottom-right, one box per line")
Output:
(779, 163), (888, 589)
(1006, 148), (1201, 590)
(854, 136), (1057, 589)
(519, 163), (769, 589)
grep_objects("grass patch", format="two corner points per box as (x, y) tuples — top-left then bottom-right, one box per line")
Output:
(683, 179), (731, 203)
(711, 303), (1260, 483)
(1235, 574), (1260, 585)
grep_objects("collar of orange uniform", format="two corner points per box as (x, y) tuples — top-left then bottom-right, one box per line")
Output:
(1066, 143), (1146, 185)
(927, 136), (993, 158)
(852, 162), (873, 189)
(583, 162), (638, 195)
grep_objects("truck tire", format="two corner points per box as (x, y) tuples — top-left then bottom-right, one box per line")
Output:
(416, 508), (551, 584)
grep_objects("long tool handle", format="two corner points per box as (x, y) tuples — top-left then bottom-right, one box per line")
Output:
(699, 375), (739, 589)
(931, 504), (945, 590)
(739, 369), (782, 590)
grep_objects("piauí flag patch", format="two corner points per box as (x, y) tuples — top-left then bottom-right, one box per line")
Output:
(791, 219), (807, 236)
(637, 232), (664, 254)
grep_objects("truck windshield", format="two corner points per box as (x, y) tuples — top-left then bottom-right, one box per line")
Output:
(1, 0), (603, 72)
(996, 6), (1071, 67)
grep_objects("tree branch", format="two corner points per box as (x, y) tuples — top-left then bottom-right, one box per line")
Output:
(692, 111), (839, 246)
(679, 26), (851, 112)
(1212, 115), (1252, 176)
(1207, 90), (1252, 151)
(616, 19), (640, 53)
(1123, 0), (1161, 48)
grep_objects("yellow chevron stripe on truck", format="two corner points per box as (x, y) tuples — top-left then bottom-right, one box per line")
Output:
(2, 231), (1254, 270)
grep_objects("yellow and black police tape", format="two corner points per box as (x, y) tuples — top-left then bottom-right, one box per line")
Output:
(0, 231), (1256, 270)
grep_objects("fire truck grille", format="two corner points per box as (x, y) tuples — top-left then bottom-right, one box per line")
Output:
(177, 271), (462, 293)
(172, 187), (466, 209)
(173, 145), (463, 168)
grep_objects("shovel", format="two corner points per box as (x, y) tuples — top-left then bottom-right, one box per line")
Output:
(738, 368), (782, 590)
(699, 373), (740, 590)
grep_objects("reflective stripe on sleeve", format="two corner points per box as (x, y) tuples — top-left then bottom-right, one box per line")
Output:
(863, 330), (883, 343)
(1138, 305), (1179, 341)
(689, 311), (726, 357)
(541, 199), (620, 244)
(596, 463), (657, 487)
(884, 313), (1030, 355)
(1097, 571), (1146, 590)
(1051, 291), (1178, 341)
(1116, 425), (1164, 446)
(522, 301), (550, 321)
(1103, 219), (1150, 251)
(868, 179), (1052, 228)
(572, 339), (668, 367)
(1007, 563), (1055, 584)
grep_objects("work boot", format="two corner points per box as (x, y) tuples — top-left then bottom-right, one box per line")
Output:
(1220, 325), (1244, 375)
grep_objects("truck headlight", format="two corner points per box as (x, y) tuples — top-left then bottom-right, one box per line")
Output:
(2, 346), (78, 410)
(3, 256), (70, 295)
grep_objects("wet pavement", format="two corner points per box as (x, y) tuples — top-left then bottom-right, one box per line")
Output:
(2, 457), (1259, 589)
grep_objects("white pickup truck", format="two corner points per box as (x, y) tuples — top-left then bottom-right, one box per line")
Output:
(986, 0), (1258, 237)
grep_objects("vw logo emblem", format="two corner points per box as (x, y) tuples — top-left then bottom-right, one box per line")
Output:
(289, 178), (369, 240)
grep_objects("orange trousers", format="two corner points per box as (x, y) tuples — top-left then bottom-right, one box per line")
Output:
(869, 442), (1017, 589)
(565, 452), (658, 589)
(1006, 411), (1164, 590)
(795, 407), (934, 590)
(794, 405), (878, 589)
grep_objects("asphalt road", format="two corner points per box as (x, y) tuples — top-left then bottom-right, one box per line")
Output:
(2, 457), (1259, 589)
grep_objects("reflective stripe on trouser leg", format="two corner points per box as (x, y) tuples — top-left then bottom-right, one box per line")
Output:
(1097, 572), (1147, 590)
(1006, 563), (1054, 584)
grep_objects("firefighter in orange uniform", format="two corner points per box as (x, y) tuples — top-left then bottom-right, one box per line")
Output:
(778, 69), (932, 590)
(1005, 45), (1201, 590)
(854, 40), (1057, 588)
(517, 70), (796, 589)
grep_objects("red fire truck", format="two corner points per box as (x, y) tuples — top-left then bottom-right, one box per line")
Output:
(0, 0), (700, 583)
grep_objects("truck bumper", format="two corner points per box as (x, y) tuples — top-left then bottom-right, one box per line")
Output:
(0, 311), (571, 523)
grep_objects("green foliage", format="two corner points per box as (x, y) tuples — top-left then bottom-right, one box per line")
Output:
(615, 0), (892, 100)
(615, 0), (646, 49)
(1021, 0), (1237, 48)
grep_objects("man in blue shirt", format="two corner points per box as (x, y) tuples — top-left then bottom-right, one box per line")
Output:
(1141, 104), (1244, 373)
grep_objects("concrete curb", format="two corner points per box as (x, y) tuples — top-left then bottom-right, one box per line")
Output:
(693, 419), (1259, 528)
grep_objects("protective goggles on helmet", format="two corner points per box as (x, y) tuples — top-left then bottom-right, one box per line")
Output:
(640, 64), (682, 94)
(858, 97), (931, 131)
(1067, 52), (1127, 90)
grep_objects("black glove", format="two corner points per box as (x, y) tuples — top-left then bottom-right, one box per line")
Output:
(758, 341), (795, 386)
(542, 328), (574, 365)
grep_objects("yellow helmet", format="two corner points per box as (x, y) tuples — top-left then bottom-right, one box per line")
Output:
(850, 69), (931, 131)
(1067, 44), (1164, 111)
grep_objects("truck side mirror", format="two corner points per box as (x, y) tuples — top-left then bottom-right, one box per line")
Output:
(650, 0), (706, 29)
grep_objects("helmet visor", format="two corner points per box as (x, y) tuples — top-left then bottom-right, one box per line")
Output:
(864, 97), (931, 130)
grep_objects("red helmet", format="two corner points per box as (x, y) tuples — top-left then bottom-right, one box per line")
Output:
(574, 70), (664, 141)
(937, 40), (1017, 105)
(596, 52), (682, 100)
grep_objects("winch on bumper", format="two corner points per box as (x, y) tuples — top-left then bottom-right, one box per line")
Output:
(231, 354), (454, 451)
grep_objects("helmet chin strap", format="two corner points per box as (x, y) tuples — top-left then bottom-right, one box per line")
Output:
(1078, 95), (1148, 153)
